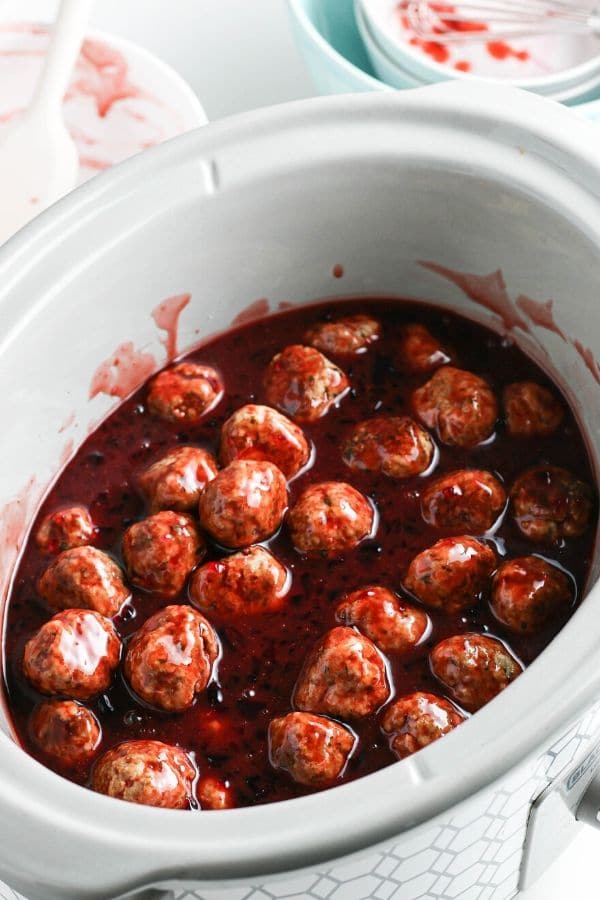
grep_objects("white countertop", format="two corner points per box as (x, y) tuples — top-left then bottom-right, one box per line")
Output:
(0, 1), (597, 897)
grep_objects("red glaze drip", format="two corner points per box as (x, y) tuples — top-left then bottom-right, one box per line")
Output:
(516, 296), (567, 341)
(572, 340), (600, 385)
(332, 264), (345, 279)
(89, 341), (156, 401)
(231, 298), (270, 326)
(487, 41), (529, 62)
(151, 293), (191, 362)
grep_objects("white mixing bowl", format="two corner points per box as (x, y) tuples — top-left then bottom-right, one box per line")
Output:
(0, 84), (599, 900)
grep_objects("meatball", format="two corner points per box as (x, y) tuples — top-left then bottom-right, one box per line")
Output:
(197, 775), (234, 810)
(491, 556), (573, 633)
(304, 315), (381, 356)
(412, 366), (498, 447)
(92, 740), (196, 809)
(189, 546), (290, 617)
(139, 446), (218, 513)
(37, 546), (130, 618)
(430, 634), (522, 712)
(199, 459), (288, 549)
(404, 537), (496, 613)
(381, 692), (465, 760)
(269, 711), (355, 787)
(503, 382), (564, 437)
(124, 605), (219, 712)
(287, 482), (375, 557)
(342, 417), (434, 479)
(29, 699), (101, 767)
(510, 465), (593, 543)
(147, 362), (224, 425)
(122, 511), (205, 597)
(23, 609), (121, 700)
(263, 344), (349, 423)
(397, 324), (451, 374)
(294, 626), (390, 718)
(421, 469), (506, 533)
(220, 404), (310, 478)
(336, 586), (429, 653)
(35, 506), (96, 554)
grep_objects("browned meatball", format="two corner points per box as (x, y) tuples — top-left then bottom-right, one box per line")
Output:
(304, 315), (381, 356)
(404, 537), (496, 613)
(491, 556), (573, 633)
(91, 740), (196, 809)
(197, 775), (234, 809)
(122, 511), (205, 597)
(263, 344), (349, 423)
(29, 699), (101, 767)
(503, 382), (564, 437)
(189, 546), (290, 617)
(510, 465), (593, 543)
(35, 506), (96, 554)
(269, 711), (356, 787)
(220, 404), (310, 478)
(199, 459), (288, 549)
(294, 626), (390, 718)
(421, 469), (506, 533)
(147, 362), (224, 425)
(342, 417), (434, 479)
(412, 366), (498, 447)
(336, 586), (429, 653)
(287, 482), (375, 557)
(37, 546), (130, 618)
(397, 324), (451, 374)
(139, 446), (218, 513)
(124, 605), (219, 712)
(381, 692), (465, 759)
(23, 609), (121, 701)
(430, 634), (522, 712)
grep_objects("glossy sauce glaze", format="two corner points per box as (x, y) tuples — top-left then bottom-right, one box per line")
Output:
(3, 299), (597, 807)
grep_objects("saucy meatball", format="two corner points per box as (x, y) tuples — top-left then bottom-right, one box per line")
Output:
(336, 586), (429, 653)
(491, 556), (573, 633)
(124, 605), (219, 712)
(503, 382), (564, 437)
(37, 546), (130, 618)
(381, 692), (465, 760)
(30, 699), (101, 767)
(342, 417), (434, 479)
(510, 465), (593, 543)
(197, 775), (234, 810)
(147, 362), (224, 425)
(36, 506), (96, 554)
(397, 323), (451, 374)
(294, 626), (390, 718)
(404, 537), (496, 613)
(122, 511), (205, 597)
(412, 366), (498, 447)
(220, 404), (310, 478)
(430, 633), (522, 712)
(23, 609), (121, 701)
(189, 545), (290, 617)
(287, 482), (375, 557)
(421, 469), (506, 533)
(139, 446), (218, 513)
(263, 344), (349, 423)
(304, 315), (381, 356)
(92, 740), (196, 809)
(199, 459), (288, 548)
(269, 711), (356, 787)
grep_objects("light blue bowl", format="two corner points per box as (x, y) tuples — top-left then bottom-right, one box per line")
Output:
(287, 0), (391, 94)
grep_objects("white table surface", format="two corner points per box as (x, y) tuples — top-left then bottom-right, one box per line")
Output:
(0, 1), (597, 898)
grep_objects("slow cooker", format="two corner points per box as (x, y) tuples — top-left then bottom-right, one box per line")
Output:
(0, 83), (599, 900)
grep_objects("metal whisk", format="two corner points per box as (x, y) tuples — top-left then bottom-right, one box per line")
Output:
(402, 0), (600, 43)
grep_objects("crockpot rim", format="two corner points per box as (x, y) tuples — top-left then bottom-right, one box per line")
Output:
(0, 83), (599, 893)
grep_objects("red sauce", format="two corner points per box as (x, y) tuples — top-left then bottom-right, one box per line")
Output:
(3, 299), (597, 808)
(487, 41), (529, 62)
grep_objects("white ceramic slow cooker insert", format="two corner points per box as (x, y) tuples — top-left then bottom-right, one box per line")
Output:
(0, 84), (599, 900)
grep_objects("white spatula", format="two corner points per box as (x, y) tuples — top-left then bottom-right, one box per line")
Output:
(0, 0), (94, 245)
